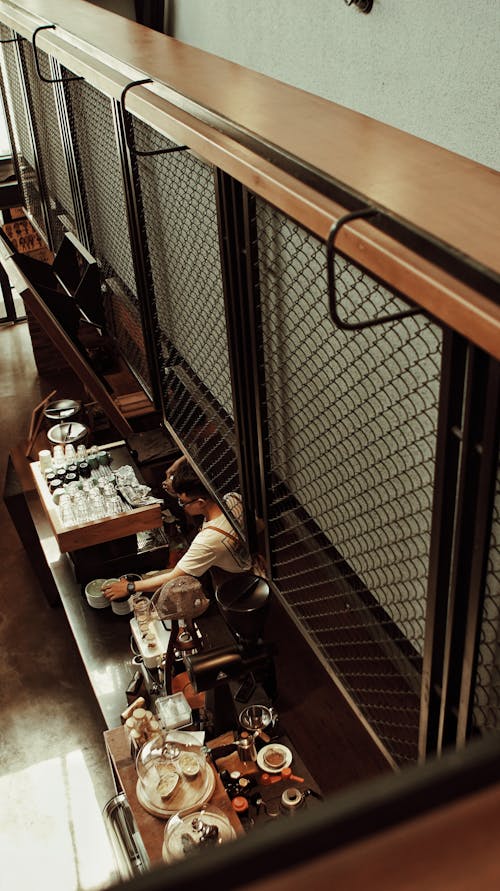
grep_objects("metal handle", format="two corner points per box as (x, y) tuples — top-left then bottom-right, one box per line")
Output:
(121, 79), (189, 157)
(32, 25), (83, 84)
(327, 207), (421, 330)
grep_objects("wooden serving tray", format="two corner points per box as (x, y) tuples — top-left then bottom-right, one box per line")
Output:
(30, 444), (162, 552)
(136, 756), (216, 818)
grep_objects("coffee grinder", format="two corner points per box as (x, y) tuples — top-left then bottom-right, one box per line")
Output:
(185, 574), (276, 735)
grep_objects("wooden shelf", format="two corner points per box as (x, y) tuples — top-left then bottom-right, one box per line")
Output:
(30, 443), (162, 553)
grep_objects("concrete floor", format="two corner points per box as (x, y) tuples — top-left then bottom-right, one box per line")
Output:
(0, 320), (119, 891)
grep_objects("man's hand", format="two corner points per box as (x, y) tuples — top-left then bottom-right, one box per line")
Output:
(101, 578), (129, 601)
(162, 455), (188, 496)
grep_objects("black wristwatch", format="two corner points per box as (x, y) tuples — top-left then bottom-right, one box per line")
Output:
(127, 581), (136, 596)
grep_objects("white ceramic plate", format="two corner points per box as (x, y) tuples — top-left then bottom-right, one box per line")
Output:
(256, 743), (292, 774)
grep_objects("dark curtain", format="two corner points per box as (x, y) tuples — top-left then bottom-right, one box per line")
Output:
(134, 0), (165, 33)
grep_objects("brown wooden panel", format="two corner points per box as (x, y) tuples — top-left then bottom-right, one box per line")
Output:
(13, 282), (133, 437)
(237, 783), (500, 891)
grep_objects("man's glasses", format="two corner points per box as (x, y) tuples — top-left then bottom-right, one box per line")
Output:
(177, 497), (200, 509)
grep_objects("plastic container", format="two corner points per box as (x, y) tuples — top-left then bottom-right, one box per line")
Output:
(156, 692), (192, 731)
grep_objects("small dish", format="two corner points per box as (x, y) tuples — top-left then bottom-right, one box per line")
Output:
(156, 765), (179, 800)
(256, 743), (292, 774)
(178, 752), (200, 778)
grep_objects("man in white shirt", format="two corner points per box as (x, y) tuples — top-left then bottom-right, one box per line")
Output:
(102, 458), (252, 601)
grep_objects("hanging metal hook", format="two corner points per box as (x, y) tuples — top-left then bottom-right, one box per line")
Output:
(32, 25), (83, 84)
(326, 207), (420, 331)
(120, 79), (189, 157)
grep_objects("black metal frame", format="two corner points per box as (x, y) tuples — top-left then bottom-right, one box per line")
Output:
(12, 35), (54, 248)
(120, 80), (188, 157)
(32, 26), (83, 85)
(53, 60), (92, 250)
(327, 208), (421, 330)
(111, 95), (165, 407)
(420, 331), (500, 758)
(457, 355), (500, 744)
(214, 171), (267, 554)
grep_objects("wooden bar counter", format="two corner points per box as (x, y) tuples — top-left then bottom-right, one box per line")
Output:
(104, 725), (244, 867)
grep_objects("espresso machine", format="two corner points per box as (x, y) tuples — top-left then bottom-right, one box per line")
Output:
(128, 573), (276, 736)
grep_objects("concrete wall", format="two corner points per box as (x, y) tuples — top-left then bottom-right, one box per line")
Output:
(169, 0), (499, 171)
(92, 0), (499, 168)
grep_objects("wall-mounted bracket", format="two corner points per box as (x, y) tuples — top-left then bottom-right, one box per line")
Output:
(32, 25), (83, 83)
(121, 79), (189, 157)
(327, 207), (421, 330)
(344, 0), (374, 12)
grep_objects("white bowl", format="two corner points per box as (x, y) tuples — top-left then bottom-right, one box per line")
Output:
(100, 578), (133, 615)
(111, 596), (133, 615)
(85, 578), (110, 609)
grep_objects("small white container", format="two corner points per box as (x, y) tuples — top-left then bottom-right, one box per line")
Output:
(156, 693), (192, 731)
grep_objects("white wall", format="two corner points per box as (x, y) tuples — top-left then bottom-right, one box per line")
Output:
(170, 0), (500, 171)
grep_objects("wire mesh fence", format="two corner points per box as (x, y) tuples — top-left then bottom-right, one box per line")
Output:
(65, 79), (151, 392)
(66, 80), (136, 294)
(18, 41), (75, 250)
(0, 27), (46, 237)
(254, 197), (443, 764)
(132, 119), (239, 497)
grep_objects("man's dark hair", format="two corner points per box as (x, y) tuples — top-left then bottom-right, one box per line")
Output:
(171, 461), (210, 499)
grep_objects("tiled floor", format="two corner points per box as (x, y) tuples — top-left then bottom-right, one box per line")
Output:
(0, 320), (119, 891)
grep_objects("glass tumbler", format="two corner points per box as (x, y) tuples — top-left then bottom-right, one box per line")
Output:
(133, 595), (151, 632)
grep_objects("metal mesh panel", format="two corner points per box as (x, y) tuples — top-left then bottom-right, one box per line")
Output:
(0, 27), (33, 166)
(102, 276), (151, 393)
(0, 28), (46, 236)
(67, 80), (136, 296)
(473, 454), (500, 732)
(132, 120), (238, 494)
(255, 198), (443, 764)
(65, 80), (152, 392)
(18, 42), (76, 249)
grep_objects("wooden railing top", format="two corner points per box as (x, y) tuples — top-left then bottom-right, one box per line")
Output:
(1, 0), (499, 356)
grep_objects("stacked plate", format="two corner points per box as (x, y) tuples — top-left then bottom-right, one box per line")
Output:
(107, 578), (133, 615)
(85, 578), (110, 609)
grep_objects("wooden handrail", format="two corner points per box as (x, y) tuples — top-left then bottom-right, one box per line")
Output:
(1, 0), (498, 356)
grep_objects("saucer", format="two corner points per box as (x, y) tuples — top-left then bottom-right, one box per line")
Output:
(256, 743), (292, 774)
